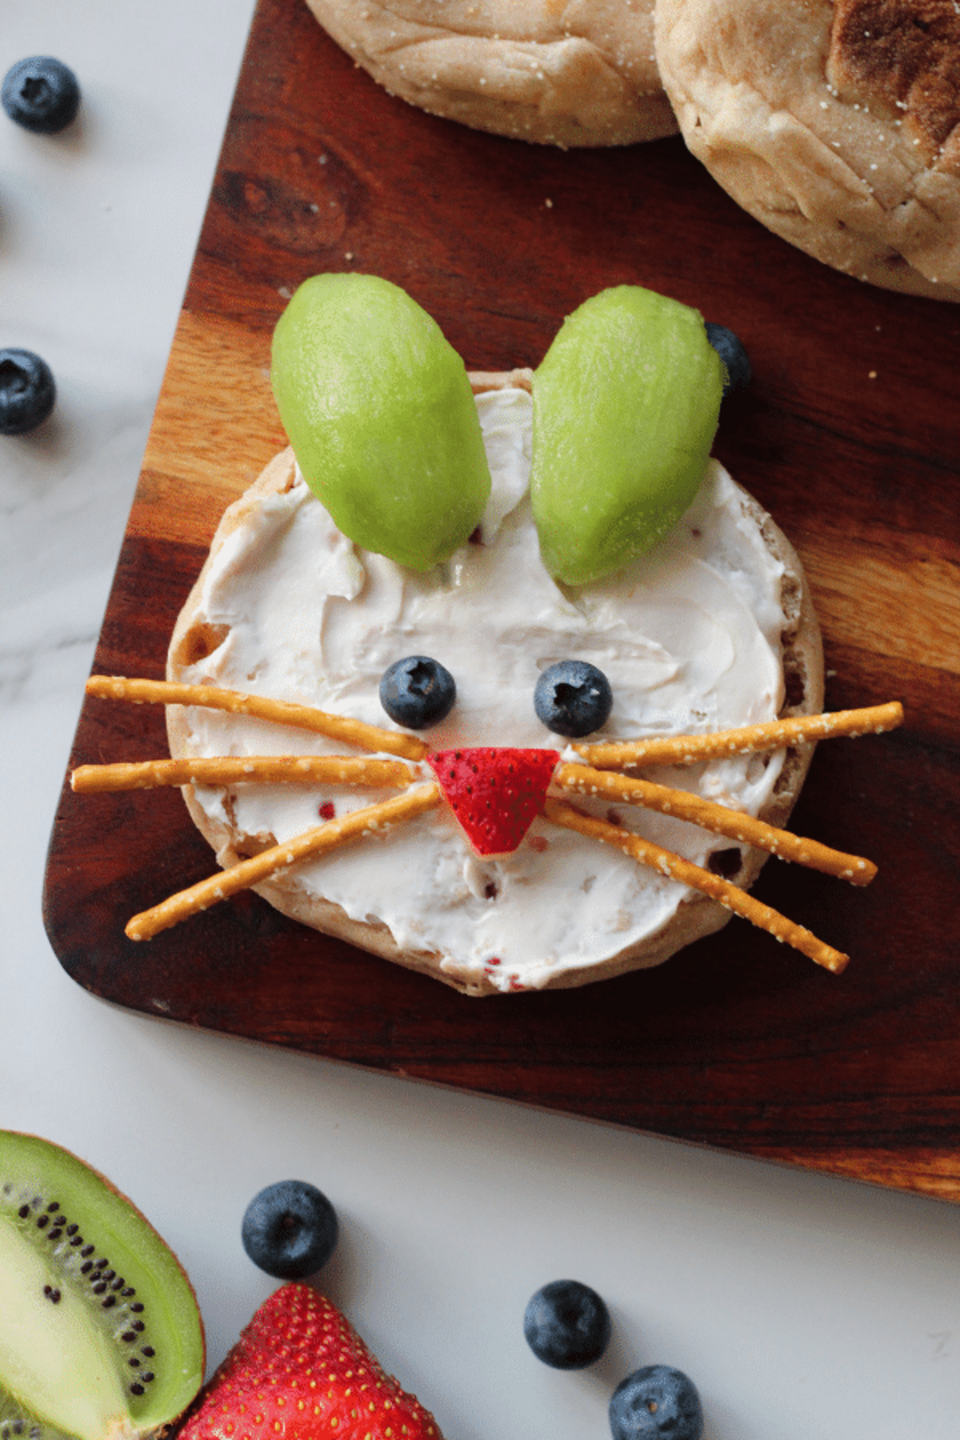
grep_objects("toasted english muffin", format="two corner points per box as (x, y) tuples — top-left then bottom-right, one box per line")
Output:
(303, 0), (677, 146)
(164, 374), (825, 996)
(655, 0), (960, 300)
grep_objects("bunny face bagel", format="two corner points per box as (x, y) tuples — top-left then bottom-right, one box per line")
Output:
(303, 0), (677, 147)
(654, 0), (960, 300)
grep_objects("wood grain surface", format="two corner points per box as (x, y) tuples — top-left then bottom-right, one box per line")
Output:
(44, 0), (960, 1201)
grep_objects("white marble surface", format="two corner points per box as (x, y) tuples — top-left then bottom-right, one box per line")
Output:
(2, 4), (960, 1437)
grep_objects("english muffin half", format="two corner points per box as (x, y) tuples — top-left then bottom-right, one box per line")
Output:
(164, 375), (829, 995)
(655, 0), (960, 299)
(304, 0), (677, 146)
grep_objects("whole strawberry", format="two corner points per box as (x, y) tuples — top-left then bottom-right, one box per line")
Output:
(177, 1283), (444, 1439)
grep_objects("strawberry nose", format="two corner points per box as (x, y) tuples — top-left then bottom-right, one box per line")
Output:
(427, 747), (560, 857)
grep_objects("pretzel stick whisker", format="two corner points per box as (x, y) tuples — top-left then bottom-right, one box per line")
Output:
(72, 755), (416, 793)
(85, 675), (428, 762)
(126, 783), (442, 942)
(554, 763), (876, 885)
(544, 798), (849, 973)
(575, 701), (903, 771)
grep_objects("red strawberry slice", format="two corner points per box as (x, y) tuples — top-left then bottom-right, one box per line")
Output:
(428, 746), (560, 856)
(177, 1282), (444, 1440)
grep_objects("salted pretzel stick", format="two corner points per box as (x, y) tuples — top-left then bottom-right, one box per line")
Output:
(544, 798), (849, 973)
(72, 755), (415, 793)
(85, 675), (428, 762)
(554, 763), (876, 885)
(126, 783), (441, 941)
(575, 701), (904, 771)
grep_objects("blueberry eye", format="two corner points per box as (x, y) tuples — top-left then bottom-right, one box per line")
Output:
(534, 661), (613, 738)
(705, 322), (751, 396)
(379, 655), (456, 729)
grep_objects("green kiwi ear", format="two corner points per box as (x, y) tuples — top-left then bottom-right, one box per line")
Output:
(0, 1130), (205, 1440)
(270, 273), (491, 571)
(530, 286), (724, 586)
(269, 276), (723, 584)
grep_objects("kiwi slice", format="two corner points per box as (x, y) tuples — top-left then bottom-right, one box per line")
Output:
(270, 273), (491, 571)
(0, 1131), (204, 1440)
(531, 285), (724, 585)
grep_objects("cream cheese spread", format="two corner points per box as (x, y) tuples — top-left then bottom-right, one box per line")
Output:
(177, 387), (786, 992)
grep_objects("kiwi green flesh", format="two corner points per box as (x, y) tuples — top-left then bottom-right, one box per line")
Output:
(531, 285), (724, 586)
(0, 1133), (204, 1440)
(271, 273), (491, 571)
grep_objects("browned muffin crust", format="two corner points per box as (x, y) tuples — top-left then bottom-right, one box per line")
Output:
(828, 0), (960, 167)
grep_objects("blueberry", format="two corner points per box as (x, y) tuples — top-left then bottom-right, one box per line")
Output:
(609, 1365), (704, 1440)
(0, 349), (56, 434)
(534, 660), (613, 738)
(379, 655), (456, 729)
(705, 322), (751, 397)
(2, 57), (81, 134)
(523, 1279), (611, 1370)
(241, 1180), (339, 1280)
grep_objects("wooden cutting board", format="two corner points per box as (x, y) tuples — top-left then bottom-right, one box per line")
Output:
(44, 0), (960, 1202)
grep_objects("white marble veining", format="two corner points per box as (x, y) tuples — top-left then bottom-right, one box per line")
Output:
(2, 4), (960, 1438)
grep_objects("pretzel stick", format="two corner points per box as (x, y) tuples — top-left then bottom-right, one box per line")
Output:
(544, 798), (849, 973)
(554, 763), (876, 885)
(85, 675), (428, 762)
(575, 701), (904, 771)
(72, 755), (415, 793)
(125, 783), (442, 941)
